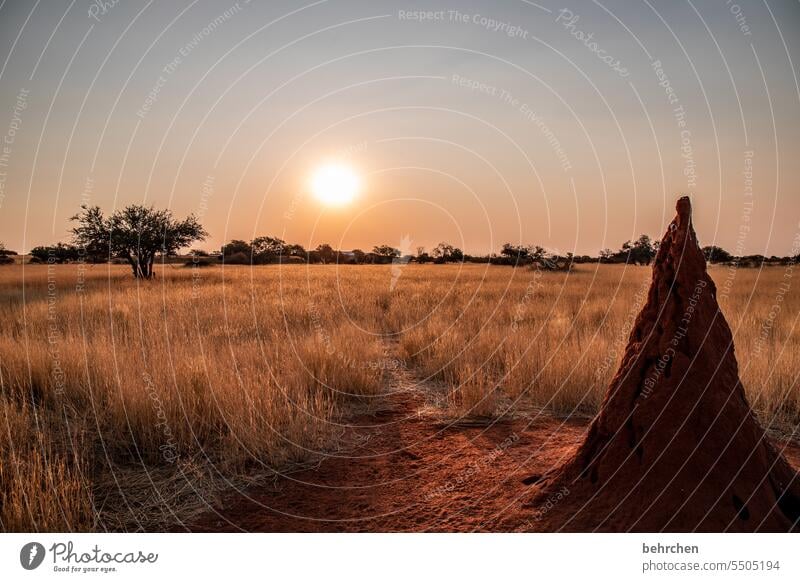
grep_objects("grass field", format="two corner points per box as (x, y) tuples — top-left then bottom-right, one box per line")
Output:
(0, 262), (797, 531)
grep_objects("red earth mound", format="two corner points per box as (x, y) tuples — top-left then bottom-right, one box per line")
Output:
(526, 196), (800, 532)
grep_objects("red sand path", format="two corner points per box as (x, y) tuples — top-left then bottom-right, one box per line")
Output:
(187, 360), (800, 532)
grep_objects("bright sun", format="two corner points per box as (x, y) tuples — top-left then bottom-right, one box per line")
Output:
(310, 163), (360, 206)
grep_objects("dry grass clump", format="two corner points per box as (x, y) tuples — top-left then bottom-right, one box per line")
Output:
(0, 399), (94, 531)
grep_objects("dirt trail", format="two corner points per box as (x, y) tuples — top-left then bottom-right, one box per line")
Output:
(187, 337), (581, 531)
(188, 337), (800, 532)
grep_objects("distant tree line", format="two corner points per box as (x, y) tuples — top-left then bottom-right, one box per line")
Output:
(5, 206), (799, 276)
(699, 245), (796, 267)
(220, 239), (428, 265)
(212, 233), (796, 269)
(10, 233), (799, 270)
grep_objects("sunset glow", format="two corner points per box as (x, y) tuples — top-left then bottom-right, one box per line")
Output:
(310, 163), (360, 207)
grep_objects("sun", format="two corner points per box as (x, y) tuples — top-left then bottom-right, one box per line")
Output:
(310, 163), (360, 206)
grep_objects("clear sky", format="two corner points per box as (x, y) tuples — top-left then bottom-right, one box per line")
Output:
(0, 0), (798, 256)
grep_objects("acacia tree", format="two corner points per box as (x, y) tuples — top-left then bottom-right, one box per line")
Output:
(372, 245), (400, 257)
(620, 234), (658, 265)
(314, 243), (336, 264)
(599, 248), (615, 263)
(285, 243), (306, 260)
(500, 243), (544, 266)
(251, 236), (288, 263)
(71, 205), (207, 278)
(432, 242), (464, 263)
(222, 239), (251, 257)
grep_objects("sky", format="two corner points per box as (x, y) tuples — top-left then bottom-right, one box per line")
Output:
(0, 0), (798, 256)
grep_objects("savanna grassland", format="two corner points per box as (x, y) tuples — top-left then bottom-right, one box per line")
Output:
(0, 262), (797, 531)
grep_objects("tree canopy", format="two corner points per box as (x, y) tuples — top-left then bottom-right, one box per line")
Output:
(29, 243), (80, 264)
(599, 235), (658, 265)
(702, 245), (734, 264)
(71, 205), (207, 278)
(432, 242), (464, 263)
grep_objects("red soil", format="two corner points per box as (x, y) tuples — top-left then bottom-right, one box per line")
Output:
(187, 388), (800, 532)
(188, 386), (589, 532)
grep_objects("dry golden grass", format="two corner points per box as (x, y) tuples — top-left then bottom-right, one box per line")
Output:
(394, 263), (800, 426)
(0, 263), (387, 530)
(0, 261), (797, 530)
